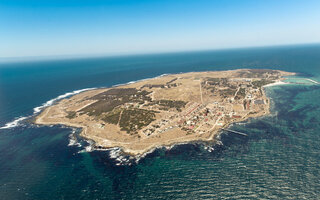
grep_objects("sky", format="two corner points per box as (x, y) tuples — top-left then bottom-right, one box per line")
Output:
(1, 0), (320, 58)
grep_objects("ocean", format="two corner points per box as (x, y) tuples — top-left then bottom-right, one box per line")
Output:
(0, 44), (320, 199)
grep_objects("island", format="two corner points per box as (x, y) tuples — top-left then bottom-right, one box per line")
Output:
(35, 69), (295, 155)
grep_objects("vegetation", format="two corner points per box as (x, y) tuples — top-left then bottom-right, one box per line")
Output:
(239, 69), (277, 78)
(149, 100), (187, 112)
(119, 108), (157, 134)
(77, 87), (187, 134)
(142, 84), (165, 89)
(252, 79), (274, 88)
(235, 88), (246, 99)
(80, 88), (151, 116)
(206, 78), (220, 85)
(101, 108), (122, 124)
(219, 88), (236, 97)
(66, 111), (77, 119)
(166, 78), (177, 84)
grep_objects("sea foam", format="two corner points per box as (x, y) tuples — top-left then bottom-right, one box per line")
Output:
(0, 88), (95, 130)
(33, 88), (95, 114)
(0, 116), (28, 130)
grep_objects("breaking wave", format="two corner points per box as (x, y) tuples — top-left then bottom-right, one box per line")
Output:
(0, 88), (95, 130)
(33, 88), (95, 114)
(0, 116), (28, 130)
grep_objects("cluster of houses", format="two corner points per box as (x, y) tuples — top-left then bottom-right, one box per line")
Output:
(141, 77), (268, 137)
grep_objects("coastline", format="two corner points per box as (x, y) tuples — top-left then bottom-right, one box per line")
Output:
(33, 69), (294, 157)
(0, 73), (175, 130)
(2, 69), (301, 158)
(0, 88), (96, 130)
(263, 80), (289, 87)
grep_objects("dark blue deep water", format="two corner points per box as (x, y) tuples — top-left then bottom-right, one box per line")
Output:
(0, 44), (320, 199)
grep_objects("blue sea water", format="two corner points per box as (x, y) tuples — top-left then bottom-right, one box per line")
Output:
(0, 44), (320, 199)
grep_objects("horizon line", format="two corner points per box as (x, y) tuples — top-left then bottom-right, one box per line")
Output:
(1, 42), (319, 64)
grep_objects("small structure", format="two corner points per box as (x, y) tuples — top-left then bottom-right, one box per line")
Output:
(254, 100), (264, 105)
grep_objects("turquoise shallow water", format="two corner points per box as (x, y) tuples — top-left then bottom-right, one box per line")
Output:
(0, 45), (320, 199)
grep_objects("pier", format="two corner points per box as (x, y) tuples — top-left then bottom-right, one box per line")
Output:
(305, 78), (320, 84)
(222, 128), (248, 136)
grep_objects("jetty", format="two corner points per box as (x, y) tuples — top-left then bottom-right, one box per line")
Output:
(305, 78), (320, 84)
(222, 128), (248, 136)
